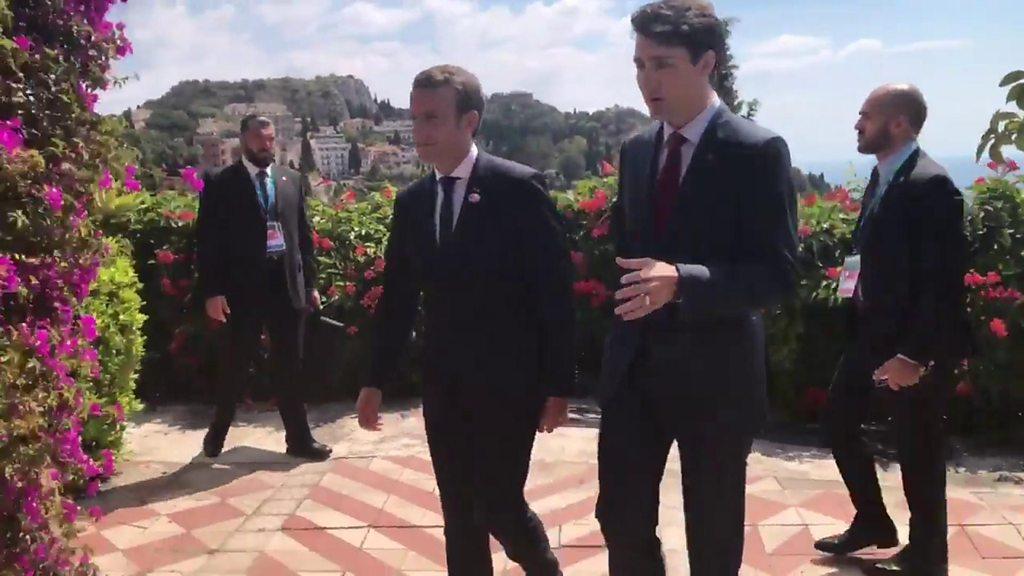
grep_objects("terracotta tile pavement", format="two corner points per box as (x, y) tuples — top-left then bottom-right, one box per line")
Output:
(73, 405), (1024, 575)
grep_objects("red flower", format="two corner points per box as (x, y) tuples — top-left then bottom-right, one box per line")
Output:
(382, 186), (395, 200)
(345, 284), (357, 296)
(826, 267), (841, 281)
(825, 187), (850, 204)
(954, 381), (974, 398)
(160, 278), (177, 297)
(361, 285), (384, 310)
(343, 189), (358, 204)
(1008, 159), (1020, 172)
(573, 279), (611, 308)
(327, 285), (339, 299)
(985, 271), (1002, 286)
(987, 160), (1000, 171)
(155, 250), (176, 265)
(843, 200), (861, 214)
(974, 177), (988, 186)
(964, 271), (986, 288)
(374, 257), (386, 272)
(591, 219), (610, 239)
(570, 251), (587, 274)
(355, 245), (367, 258)
(319, 237), (335, 251)
(364, 269), (376, 281)
(989, 318), (1009, 339)
(798, 225), (813, 240)
(800, 387), (829, 415)
(347, 326), (359, 336)
(599, 160), (617, 177)
(579, 189), (609, 214)
(176, 211), (196, 223)
(801, 194), (818, 208)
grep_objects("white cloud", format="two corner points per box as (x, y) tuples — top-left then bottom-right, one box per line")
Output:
(742, 35), (971, 74)
(99, 0), (640, 115)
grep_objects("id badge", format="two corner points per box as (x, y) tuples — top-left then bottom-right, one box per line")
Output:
(838, 255), (861, 299)
(266, 221), (287, 255)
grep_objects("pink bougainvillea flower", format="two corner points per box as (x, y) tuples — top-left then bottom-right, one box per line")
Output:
(0, 118), (25, 154)
(989, 318), (1009, 339)
(45, 186), (64, 212)
(13, 35), (33, 52)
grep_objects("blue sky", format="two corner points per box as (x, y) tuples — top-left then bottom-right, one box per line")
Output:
(102, 0), (1021, 164)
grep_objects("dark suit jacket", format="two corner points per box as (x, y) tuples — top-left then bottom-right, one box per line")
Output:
(599, 109), (799, 429)
(196, 161), (316, 311)
(851, 148), (970, 367)
(368, 151), (575, 401)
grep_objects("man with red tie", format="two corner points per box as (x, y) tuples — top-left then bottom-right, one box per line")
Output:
(596, 2), (798, 574)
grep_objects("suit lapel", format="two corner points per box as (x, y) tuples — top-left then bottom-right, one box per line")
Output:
(669, 107), (726, 233)
(624, 123), (661, 248)
(232, 161), (263, 220)
(857, 148), (920, 248)
(453, 152), (488, 246)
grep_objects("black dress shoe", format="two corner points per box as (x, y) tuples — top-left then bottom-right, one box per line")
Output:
(872, 546), (948, 575)
(814, 523), (899, 555)
(286, 441), (332, 461)
(203, 428), (226, 458)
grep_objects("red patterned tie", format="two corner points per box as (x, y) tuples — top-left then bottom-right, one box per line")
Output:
(654, 132), (687, 238)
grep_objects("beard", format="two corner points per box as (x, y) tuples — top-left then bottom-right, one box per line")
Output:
(243, 147), (275, 169)
(857, 128), (894, 155)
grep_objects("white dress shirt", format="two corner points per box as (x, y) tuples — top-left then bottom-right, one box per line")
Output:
(658, 94), (722, 184)
(434, 143), (479, 242)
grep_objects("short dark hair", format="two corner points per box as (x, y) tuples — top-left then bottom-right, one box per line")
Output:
(412, 65), (486, 121)
(240, 114), (273, 134)
(631, 0), (725, 67)
(879, 85), (929, 134)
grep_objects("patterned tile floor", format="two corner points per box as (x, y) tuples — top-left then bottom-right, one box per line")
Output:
(75, 403), (1024, 575)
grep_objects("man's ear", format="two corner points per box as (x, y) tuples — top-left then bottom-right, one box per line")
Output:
(697, 50), (717, 78)
(463, 110), (481, 136)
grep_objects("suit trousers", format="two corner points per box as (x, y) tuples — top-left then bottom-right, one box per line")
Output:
(596, 345), (754, 576)
(824, 334), (955, 565)
(422, 376), (560, 576)
(210, 258), (313, 447)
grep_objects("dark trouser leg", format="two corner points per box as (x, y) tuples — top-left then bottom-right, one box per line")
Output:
(472, 398), (560, 576)
(211, 312), (262, 439)
(824, 346), (893, 527)
(423, 384), (493, 576)
(264, 293), (313, 448)
(597, 388), (673, 576)
(894, 368), (954, 565)
(676, 421), (753, 576)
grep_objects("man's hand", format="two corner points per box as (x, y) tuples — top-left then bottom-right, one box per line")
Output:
(205, 296), (231, 323)
(614, 257), (679, 321)
(309, 289), (322, 311)
(874, 356), (926, 390)
(538, 397), (569, 433)
(356, 387), (383, 431)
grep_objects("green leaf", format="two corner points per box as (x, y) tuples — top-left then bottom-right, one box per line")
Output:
(999, 70), (1024, 87)
(1007, 84), (1024, 106)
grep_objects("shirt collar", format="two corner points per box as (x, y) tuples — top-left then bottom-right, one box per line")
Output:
(435, 142), (479, 181)
(663, 93), (721, 146)
(877, 140), (918, 186)
(241, 155), (272, 180)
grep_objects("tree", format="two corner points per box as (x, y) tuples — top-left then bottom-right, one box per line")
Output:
(309, 115), (320, 134)
(557, 152), (586, 183)
(145, 109), (197, 139)
(300, 138), (317, 174)
(978, 70), (1024, 162)
(349, 141), (362, 175)
(716, 19), (759, 119)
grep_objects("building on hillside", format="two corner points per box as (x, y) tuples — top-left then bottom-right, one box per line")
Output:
(489, 91), (535, 106)
(310, 131), (352, 180)
(341, 118), (375, 132)
(223, 102), (298, 142)
(196, 135), (241, 169)
(364, 144), (420, 174)
(371, 119), (414, 144)
(131, 107), (152, 130)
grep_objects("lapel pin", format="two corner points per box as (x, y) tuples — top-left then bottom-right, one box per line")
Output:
(468, 192), (481, 204)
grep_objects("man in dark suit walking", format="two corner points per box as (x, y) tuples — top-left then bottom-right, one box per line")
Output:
(596, 2), (798, 574)
(356, 65), (575, 576)
(813, 85), (970, 575)
(196, 114), (332, 461)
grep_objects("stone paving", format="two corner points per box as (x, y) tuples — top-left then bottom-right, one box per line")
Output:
(75, 402), (1024, 575)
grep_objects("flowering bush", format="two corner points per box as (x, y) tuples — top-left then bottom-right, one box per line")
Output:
(1, 0), (135, 573)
